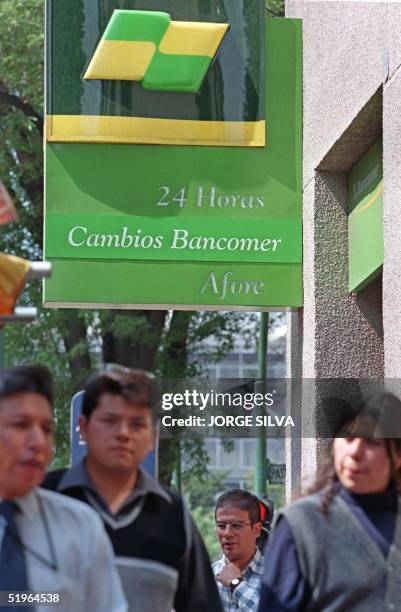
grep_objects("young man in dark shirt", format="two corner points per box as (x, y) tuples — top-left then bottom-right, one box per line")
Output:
(43, 368), (222, 612)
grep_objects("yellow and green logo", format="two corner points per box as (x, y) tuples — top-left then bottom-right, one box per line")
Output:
(84, 9), (229, 93)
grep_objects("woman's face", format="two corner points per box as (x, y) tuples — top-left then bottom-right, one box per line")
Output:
(333, 436), (401, 494)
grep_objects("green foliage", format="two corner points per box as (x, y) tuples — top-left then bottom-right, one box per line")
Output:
(0, 0), (44, 111)
(266, 0), (285, 17)
(244, 471), (286, 511)
(0, 0), (73, 466)
(267, 484), (285, 509)
(109, 313), (155, 343)
(0, 0), (44, 255)
(190, 506), (221, 562)
(184, 467), (226, 507)
(184, 470), (228, 561)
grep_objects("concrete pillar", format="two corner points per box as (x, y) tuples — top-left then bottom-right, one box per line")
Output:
(284, 1), (401, 494)
(383, 69), (401, 377)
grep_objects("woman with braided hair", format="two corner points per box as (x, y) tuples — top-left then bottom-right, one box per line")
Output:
(257, 391), (401, 612)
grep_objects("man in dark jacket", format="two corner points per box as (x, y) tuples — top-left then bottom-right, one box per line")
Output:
(43, 368), (222, 612)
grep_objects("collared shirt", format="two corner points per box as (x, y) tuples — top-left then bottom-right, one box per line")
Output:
(213, 548), (264, 612)
(57, 460), (171, 530)
(44, 461), (223, 612)
(0, 488), (127, 612)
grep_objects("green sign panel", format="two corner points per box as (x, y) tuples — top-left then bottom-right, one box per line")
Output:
(44, 1), (302, 311)
(83, 9), (229, 93)
(348, 139), (383, 293)
(46, 0), (265, 147)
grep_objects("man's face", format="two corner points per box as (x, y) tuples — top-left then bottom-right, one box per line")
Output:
(333, 436), (401, 494)
(79, 393), (155, 474)
(215, 507), (261, 566)
(0, 393), (53, 499)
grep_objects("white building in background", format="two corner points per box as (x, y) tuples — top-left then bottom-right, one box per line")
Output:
(202, 320), (286, 494)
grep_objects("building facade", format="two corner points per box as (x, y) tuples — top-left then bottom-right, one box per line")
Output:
(285, 0), (401, 495)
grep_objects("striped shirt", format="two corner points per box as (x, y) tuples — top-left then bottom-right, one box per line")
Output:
(213, 548), (264, 611)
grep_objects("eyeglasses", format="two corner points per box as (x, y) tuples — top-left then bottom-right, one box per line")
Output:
(103, 363), (155, 379)
(215, 521), (254, 533)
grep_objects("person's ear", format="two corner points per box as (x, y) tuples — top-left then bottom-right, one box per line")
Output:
(393, 452), (401, 471)
(78, 415), (89, 442)
(253, 521), (262, 538)
(389, 441), (401, 470)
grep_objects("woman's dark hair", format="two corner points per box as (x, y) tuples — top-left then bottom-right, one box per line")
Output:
(0, 365), (53, 406)
(302, 391), (401, 513)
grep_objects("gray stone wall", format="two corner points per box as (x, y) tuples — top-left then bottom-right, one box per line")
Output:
(383, 67), (401, 377)
(285, 1), (401, 492)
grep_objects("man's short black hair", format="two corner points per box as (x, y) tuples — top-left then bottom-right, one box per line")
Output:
(215, 489), (262, 524)
(0, 365), (53, 406)
(82, 368), (157, 421)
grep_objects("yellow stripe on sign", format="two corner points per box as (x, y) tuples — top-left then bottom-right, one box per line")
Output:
(159, 21), (229, 57)
(355, 182), (384, 214)
(84, 40), (156, 81)
(46, 115), (265, 147)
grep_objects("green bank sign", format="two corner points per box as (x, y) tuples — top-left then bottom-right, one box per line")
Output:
(83, 9), (229, 93)
(348, 139), (383, 293)
(44, 0), (302, 310)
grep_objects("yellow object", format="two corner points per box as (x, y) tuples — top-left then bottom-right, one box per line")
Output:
(159, 22), (229, 56)
(355, 182), (383, 214)
(84, 40), (156, 81)
(46, 115), (266, 147)
(0, 253), (30, 315)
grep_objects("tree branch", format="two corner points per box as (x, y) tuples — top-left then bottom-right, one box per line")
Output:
(102, 310), (167, 370)
(0, 85), (43, 136)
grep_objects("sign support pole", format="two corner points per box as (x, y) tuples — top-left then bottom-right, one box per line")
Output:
(254, 311), (269, 498)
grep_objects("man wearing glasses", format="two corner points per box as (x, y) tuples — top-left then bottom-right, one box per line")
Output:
(213, 490), (265, 611)
(0, 365), (126, 611)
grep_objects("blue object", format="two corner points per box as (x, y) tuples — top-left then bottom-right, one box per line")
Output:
(70, 391), (87, 465)
(0, 502), (34, 611)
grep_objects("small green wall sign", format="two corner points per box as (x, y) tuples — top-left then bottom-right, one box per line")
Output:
(348, 138), (383, 293)
(44, 2), (302, 311)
